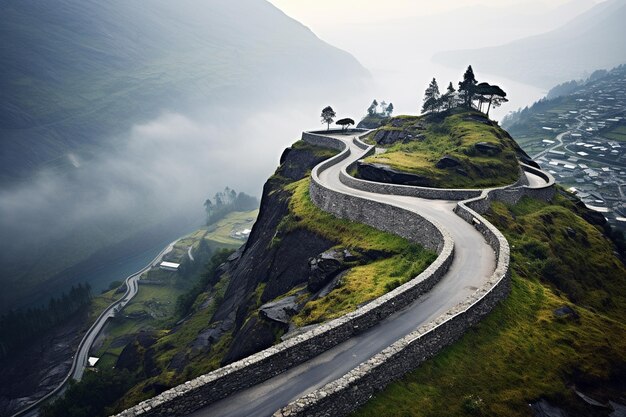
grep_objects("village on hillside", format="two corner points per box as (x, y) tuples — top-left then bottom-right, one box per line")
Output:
(505, 66), (626, 231)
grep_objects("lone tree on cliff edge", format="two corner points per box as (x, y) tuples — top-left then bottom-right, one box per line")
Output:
(474, 82), (508, 117)
(321, 106), (336, 130)
(336, 118), (355, 132)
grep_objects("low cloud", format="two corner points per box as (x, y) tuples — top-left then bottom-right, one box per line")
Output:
(0, 104), (314, 283)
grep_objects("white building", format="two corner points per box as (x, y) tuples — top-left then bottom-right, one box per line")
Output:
(160, 261), (180, 272)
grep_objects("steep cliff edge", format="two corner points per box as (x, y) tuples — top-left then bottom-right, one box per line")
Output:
(85, 140), (435, 413)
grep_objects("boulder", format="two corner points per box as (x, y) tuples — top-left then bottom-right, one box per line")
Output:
(308, 249), (347, 292)
(475, 142), (502, 155)
(167, 351), (188, 373)
(357, 162), (433, 187)
(259, 296), (300, 325)
(435, 155), (461, 169)
(115, 331), (157, 372)
(314, 270), (349, 299)
(553, 305), (580, 320)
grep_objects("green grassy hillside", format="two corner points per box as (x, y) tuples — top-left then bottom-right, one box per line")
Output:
(361, 109), (526, 188)
(353, 193), (626, 417)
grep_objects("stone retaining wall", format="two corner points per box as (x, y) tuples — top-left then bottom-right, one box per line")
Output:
(113, 131), (453, 417)
(116, 129), (555, 417)
(460, 164), (556, 215)
(338, 136), (530, 201)
(273, 133), (555, 417)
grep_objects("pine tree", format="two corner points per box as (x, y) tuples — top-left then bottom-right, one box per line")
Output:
(421, 78), (441, 114)
(442, 82), (457, 110)
(386, 103), (394, 116)
(458, 65), (478, 108)
(367, 100), (378, 116)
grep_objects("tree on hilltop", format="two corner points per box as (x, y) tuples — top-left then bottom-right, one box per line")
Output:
(380, 100), (387, 114)
(458, 65), (477, 108)
(367, 100), (378, 115)
(321, 106), (336, 130)
(336, 118), (355, 132)
(421, 78), (441, 114)
(386, 102), (394, 116)
(483, 83), (508, 117)
(442, 82), (457, 110)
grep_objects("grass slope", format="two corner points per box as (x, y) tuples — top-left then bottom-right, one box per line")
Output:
(353, 194), (626, 417)
(284, 179), (436, 326)
(363, 110), (523, 188)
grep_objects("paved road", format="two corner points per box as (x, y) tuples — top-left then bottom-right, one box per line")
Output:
(73, 239), (178, 381)
(11, 240), (179, 417)
(189, 133), (548, 417)
(532, 116), (584, 160)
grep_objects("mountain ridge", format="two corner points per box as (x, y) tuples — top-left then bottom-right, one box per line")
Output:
(433, 0), (626, 88)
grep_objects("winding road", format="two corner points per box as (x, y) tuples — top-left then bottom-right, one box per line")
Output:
(185, 132), (549, 417)
(11, 240), (180, 417)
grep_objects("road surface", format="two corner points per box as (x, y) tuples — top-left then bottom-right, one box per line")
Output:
(188, 133), (549, 417)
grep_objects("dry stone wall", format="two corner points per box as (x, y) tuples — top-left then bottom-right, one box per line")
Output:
(116, 129), (554, 417)
(274, 132), (555, 417)
(113, 130), (453, 417)
(337, 136), (531, 201)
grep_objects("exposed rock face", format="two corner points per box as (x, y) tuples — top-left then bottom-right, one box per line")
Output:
(372, 129), (424, 146)
(356, 115), (390, 129)
(357, 162), (433, 187)
(221, 316), (284, 365)
(190, 322), (231, 351)
(517, 147), (541, 169)
(435, 155), (461, 169)
(475, 141), (502, 155)
(116, 332), (158, 374)
(308, 249), (348, 292)
(206, 143), (340, 364)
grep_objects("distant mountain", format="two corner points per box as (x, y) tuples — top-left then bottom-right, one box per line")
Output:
(0, 0), (368, 182)
(433, 0), (626, 88)
(0, 0), (368, 313)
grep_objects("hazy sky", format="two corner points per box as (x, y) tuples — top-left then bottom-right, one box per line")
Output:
(269, 0), (586, 26)
(267, 0), (607, 119)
